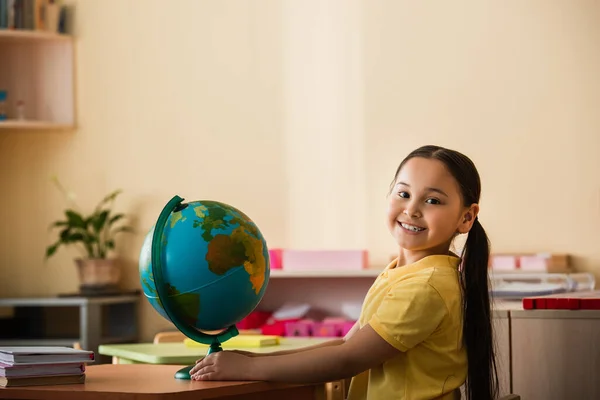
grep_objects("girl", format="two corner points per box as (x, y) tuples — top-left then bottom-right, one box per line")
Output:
(190, 145), (499, 400)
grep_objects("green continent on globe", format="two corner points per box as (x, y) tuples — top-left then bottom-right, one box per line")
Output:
(166, 284), (201, 326)
(170, 211), (186, 228)
(141, 273), (163, 309)
(192, 202), (260, 242)
(192, 204), (229, 242)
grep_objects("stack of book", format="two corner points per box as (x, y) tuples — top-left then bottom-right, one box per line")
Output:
(0, 346), (94, 387)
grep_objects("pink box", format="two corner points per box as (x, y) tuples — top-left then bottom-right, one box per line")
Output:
(313, 318), (356, 337)
(268, 248), (283, 269)
(341, 321), (355, 336)
(282, 250), (368, 271)
(285, 320), (314, 337)
(312, 322), (338, 337)
(489, 255), (518, 271)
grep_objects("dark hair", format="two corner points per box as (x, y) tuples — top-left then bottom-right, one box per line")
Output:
(391, 145), (499, 400)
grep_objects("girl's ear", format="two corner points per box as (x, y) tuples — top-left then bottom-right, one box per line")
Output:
(457, 203), (479, 234)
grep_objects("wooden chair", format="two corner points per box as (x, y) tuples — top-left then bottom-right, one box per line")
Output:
(153, 331), (186, 344)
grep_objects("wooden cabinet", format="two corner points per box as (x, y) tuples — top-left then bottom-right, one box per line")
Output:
(510, 309), (600, 400)
(0, 30), (74, 130)
(494, 310), (512, 398)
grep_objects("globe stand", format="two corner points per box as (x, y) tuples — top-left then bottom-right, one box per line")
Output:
(173, 343), (222, 380)
(150, 195), (247, 380)
(172, 326), (238, 380)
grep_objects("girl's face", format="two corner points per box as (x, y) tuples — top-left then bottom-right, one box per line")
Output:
(387, 157), (477, 259)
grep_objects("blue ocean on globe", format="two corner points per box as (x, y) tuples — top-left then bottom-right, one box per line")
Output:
(139, 200), (270, 333)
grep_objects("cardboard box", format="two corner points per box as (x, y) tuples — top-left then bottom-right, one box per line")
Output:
(489, 253), (571, 273)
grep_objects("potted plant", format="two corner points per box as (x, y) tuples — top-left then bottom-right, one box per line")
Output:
(46, 177), (133, 293)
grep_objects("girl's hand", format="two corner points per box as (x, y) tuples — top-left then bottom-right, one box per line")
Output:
(190, 351), (255, 381)
(227, 349), (259, 357)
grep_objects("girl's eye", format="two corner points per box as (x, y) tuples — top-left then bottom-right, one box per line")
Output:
(398, 191), (409, 198)
(426, 198), (441, 205)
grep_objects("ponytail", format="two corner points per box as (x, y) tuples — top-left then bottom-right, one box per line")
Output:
(461, 218), (499, 400)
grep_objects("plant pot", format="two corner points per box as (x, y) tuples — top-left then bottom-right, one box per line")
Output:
(75, 258), (121, 293)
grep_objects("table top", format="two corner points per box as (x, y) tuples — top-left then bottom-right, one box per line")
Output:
(99, 337), (332, 364)
(0, 364), (317, 400)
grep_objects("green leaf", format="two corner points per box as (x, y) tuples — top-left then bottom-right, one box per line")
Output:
(65, 210), (86, 229)
(94, 189), (122, 212)
(48, 221), (68, 231)
(64, 232), (85, 243)
(111, 226), (134, 235)
(45, 243), (60, 258)
(59, 228), (92, 245)
(59, 227), (71, 241)
(107, 213), (125, 226)
(91, 210), (109, 232)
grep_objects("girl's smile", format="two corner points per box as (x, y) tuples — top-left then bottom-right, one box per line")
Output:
(398, 221), (426, 234)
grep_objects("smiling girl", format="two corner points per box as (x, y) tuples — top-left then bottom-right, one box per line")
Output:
(191, 145), (498, 400)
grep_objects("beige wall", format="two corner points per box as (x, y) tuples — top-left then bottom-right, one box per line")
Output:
(0, 0), (599, 341)
(0, 0), (287, 338)
(364, 1), (600, 270)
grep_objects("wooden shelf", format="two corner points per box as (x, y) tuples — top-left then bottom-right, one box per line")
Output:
(0, 119), (73, 130)
(270, 269), (382, 278)
(0, 30), (74, 128)
(0, 29), (72, 43)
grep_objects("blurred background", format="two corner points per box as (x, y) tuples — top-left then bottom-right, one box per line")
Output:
(0, 0), (599, 343)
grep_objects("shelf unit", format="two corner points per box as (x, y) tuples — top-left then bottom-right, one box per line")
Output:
(260, 270), (379, 317)
(0, 30), (75, 130)
(0, 294), (139, 364)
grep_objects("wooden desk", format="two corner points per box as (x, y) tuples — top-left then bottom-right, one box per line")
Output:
(98, 338), (344, 399)
(0, 364), (325, 400)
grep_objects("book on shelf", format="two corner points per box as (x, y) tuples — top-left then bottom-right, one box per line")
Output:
(0, 0), (64, 32)
(0, 346), (95, 365)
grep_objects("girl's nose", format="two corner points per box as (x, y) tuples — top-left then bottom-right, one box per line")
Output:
(403, 205), (422, 218)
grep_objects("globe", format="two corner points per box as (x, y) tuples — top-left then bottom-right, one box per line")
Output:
(138, 195), (270, 379)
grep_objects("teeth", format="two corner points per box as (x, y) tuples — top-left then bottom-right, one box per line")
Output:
(401, 222), (425, 232)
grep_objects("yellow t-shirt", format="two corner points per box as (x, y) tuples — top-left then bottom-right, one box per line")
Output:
(347, 255), (467, 400)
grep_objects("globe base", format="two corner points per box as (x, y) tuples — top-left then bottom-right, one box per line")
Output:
(173, 342), (224, 380)
(174, 365), (194, 380)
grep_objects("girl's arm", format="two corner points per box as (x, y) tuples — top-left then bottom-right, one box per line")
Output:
(190, 323), (398, 383)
